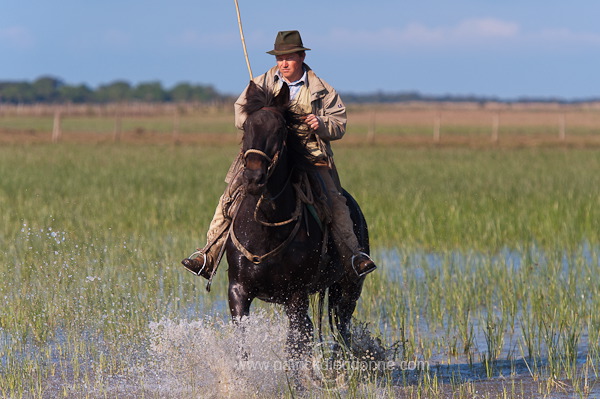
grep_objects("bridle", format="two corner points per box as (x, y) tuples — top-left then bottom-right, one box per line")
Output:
(242, 107), (287, 180)
(232, 106), (304, 264)
(243, 148), (282, 181)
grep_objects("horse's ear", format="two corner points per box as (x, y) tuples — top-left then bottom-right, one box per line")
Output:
(274, 82), (290, 108)
(246, 80), (261, 98)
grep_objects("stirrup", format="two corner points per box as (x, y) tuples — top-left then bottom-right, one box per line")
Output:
(351, 251), (377, 277)
(184, 250), (207, 276)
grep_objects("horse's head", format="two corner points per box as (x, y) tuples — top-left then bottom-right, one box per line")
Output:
(241, 81), (290, 195)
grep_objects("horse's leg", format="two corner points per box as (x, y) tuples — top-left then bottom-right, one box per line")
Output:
(228, 282), (252, 320)
(228, 282), (253, 359)
(284, 292), (313, 363)
(329, 276), (364, 348)
(330, 190), (368, 348)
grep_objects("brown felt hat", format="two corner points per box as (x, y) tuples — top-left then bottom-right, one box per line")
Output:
(266, 30), (311, 55)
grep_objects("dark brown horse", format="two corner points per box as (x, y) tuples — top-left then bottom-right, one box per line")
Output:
(226, 81), (369, 359)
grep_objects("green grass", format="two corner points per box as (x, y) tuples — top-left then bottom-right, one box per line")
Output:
(1, 143), (599, 398)
(0, 113), (238, 135)
(336, 146), (600, 250)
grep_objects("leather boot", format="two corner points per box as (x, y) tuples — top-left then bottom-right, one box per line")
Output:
(182, 192), (232, 280)
(182, 251), (214, 279)
(351, 252), (377, 277)
(318, 167), (377, 279)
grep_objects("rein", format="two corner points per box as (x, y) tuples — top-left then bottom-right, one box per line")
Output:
(254, 175), (301, 227)
(230, 183), (304, 265)
(230, 191), (303, 265)
(232, 109), (303, 264)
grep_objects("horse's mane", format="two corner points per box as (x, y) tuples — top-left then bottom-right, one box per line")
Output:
(242, 81), (319, 172)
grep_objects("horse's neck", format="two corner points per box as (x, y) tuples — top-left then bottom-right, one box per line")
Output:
(263, 158), (296, 216)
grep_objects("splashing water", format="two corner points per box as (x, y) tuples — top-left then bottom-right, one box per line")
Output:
(142, 310), (292, 398)
(137, 311), (395, 398)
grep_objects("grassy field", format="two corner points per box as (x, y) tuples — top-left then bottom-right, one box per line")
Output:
(1, 112), (600, 397)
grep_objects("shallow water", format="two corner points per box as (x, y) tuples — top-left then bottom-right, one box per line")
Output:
(32, 309), (599, 399)
(5, 242), (600, 398)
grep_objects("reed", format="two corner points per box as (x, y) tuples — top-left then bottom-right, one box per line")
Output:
(1, 143), (598, 398)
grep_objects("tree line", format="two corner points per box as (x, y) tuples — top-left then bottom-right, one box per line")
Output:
(0, 76), (227, 104)
(1, 76), (595, 105)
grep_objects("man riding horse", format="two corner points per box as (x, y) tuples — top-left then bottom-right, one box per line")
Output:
(183, 30), (377, 282)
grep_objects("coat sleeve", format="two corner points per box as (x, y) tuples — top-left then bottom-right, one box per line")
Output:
(313, 86), (347, 142)
(234, 86), (249, 131)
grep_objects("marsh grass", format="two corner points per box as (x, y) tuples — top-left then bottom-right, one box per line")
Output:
(1, 143), (599, 398)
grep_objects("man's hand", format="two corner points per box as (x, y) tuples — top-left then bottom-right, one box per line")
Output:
(304, 114), (320, 131)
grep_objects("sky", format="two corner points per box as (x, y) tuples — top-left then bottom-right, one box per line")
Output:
(2, 0), (600, 100)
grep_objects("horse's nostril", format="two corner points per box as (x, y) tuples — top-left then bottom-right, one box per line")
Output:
(244, 168), (264, 182)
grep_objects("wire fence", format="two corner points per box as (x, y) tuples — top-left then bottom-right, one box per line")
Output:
(2, 101), (600, 147)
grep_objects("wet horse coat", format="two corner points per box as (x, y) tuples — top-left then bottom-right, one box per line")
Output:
(226, 81), (369, 355)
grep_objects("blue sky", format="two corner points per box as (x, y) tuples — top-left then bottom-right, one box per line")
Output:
(2, 0), (600, 99)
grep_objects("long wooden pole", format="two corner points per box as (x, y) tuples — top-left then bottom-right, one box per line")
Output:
(234, 0), (253, 80)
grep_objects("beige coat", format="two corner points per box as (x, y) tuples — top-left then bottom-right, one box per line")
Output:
(233, 64), (347, 164)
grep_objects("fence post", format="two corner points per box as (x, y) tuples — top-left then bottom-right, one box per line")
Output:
(433, 111), (441, 142)
(172, 109), (180, 143)
(367, 110), (376, 144)
(52, 110), (62, 143)
(113, 110), (122, 142)
(491, 112), (499, 143)
(559, 113), (566, 141)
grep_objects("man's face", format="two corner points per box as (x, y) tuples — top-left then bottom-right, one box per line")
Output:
(276, 52), (305, 82)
